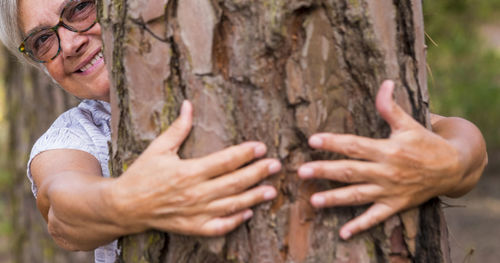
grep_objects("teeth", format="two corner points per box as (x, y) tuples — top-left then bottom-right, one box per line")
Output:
(80, 51), (103, 72)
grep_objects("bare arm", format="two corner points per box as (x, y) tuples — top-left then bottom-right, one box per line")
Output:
(430, 114), (488, 197)
(31, 101), (280, 251)
(32, 150), (129, 251)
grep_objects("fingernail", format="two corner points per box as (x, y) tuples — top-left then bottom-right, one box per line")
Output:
(298, 166), (314, 178)
(254, 144), (267, 157)
(268, 161), (282, 174)
(263, 188), (277, 200)
(243, 210), (253, 220)
(340, 229), (352, 240)
(309, 136), (323, 148)
(180, 100), (188, 116)
(312, 195), (325, 207)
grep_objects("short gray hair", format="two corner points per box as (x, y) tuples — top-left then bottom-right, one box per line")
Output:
(0, 0), (49, 71)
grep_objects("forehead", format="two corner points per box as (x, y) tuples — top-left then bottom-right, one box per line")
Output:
(19, 0), (66, 34)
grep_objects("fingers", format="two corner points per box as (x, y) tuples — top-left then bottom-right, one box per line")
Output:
(308, 133), (388, 161)
(185, 142), (269, 180)
(206, 185), (277, 216)
(339, 202), (395, 240)
(194, 159), (281, 202)
(310, 184), (383, 208)
(200, 209), (254, 236)
(298, 160), (387, 183)
(199, 185), (277, 236)
(147, 100), (194, 154)
(376, 80), (419, 132)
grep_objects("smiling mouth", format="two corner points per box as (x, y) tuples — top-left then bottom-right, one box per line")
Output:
(76, 51), (104, 73)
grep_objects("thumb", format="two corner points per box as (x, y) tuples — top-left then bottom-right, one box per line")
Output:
(376, 80), (418, 132)
(148, 100), (193, 154)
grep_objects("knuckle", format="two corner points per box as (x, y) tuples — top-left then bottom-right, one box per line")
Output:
(340, 167), (354, 182)
(183, 164), (201, 178)
(384, 167), (400, 182)
(211, 220), (229, 236)
(256, 160), (272, 177)
(168, 193), (188, 206)
(342, 140), (361, 156)
(241, 143), (256, 156)
(170, 175), (188, 189)
(173, 190), (200, 206)
(385, 144), (402, 159)
(224, 202), (240, 215)
(219, 153), (238, 171)
(172, 163), (196, 181)
(225, 175), (242, 190)
(357, 217), (371, 230)
(351, 188), (364, 204)
(367, 215), (380, 228)
(220, 151), (236, 164)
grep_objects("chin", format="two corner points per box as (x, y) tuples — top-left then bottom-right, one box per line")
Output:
(87, 71), (111, 101)
(92, 83), (111, 102)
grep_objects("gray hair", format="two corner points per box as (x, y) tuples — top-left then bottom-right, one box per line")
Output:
(0, 0), (51, 72)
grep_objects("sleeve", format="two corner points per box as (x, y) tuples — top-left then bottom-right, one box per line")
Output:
(27, 127), (98, 198)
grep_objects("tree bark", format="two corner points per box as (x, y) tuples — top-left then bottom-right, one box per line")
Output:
(99, 0), (451, 262)
(0, 47), (91, 263)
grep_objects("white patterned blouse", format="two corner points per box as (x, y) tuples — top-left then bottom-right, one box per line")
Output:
(27, 99), (118, 263)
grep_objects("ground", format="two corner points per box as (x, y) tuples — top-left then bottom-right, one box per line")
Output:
(444, 151), (500, 263)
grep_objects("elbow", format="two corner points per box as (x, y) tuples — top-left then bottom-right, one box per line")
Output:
(482, 151), (489, 170)
(445, 148), (488, 199)
(47, 221), (81, 251)
(47, 211), (95, 252)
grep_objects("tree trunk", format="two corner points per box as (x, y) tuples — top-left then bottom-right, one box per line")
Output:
(0, 47), (92, 263)
(99, 0), (451, 262)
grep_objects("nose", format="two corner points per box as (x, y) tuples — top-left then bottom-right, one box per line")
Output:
(57, 27), (88, 58)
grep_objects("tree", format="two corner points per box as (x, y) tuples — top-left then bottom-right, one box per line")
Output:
(0, 47), (91, 262)
(99, 0), (450, 262)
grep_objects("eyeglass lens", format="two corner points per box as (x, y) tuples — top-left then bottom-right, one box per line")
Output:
(25, 0), (96, 62)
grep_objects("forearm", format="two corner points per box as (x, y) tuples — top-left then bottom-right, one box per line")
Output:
(431, 114), (488, 197)
(38, 172), (145, 251)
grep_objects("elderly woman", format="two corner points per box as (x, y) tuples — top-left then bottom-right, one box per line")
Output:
(0, 0), (488, 262)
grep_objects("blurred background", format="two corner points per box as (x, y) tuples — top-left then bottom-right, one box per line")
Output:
(0, 0), (499, 262)
(425, 1), (500, 262)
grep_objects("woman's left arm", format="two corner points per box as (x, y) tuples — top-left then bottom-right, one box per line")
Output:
(430, 113), (487, 197)
(298, 80), (488, 240)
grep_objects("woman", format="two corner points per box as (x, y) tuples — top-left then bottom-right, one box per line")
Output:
(0, 0), (488, 262)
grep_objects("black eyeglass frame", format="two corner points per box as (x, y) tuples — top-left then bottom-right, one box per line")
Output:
(18, 0), (97, 63)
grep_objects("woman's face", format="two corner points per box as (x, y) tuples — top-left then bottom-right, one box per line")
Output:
(19, 0), (110, 102)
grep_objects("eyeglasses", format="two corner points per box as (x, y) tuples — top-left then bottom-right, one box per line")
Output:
(18, 0), (97, 63)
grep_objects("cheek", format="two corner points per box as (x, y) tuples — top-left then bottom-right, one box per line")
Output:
(45, 60), (66, 83)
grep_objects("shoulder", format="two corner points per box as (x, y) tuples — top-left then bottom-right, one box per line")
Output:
(51, 99), (111, 130)
(31, 99), (111, 155)
(27, 100), (112, 197)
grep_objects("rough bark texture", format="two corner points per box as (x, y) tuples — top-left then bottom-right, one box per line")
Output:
(0, 47), (92, 263)
(99, 0), (451, 262)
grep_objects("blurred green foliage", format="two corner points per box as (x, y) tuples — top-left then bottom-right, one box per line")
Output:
(424, 0), (500, 150)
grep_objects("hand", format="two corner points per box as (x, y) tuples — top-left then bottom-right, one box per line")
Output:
(111, 101), (281, 236)
(298, 80), (464, 240)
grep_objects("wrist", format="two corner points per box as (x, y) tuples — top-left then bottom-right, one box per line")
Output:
(104, 176), (149, 234)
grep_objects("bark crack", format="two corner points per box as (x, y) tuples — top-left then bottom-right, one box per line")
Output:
(393, 0), (426, 124)
(129, 17), (170, 43)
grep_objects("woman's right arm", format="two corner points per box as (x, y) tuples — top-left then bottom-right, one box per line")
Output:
(31, 101), (280, 251)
